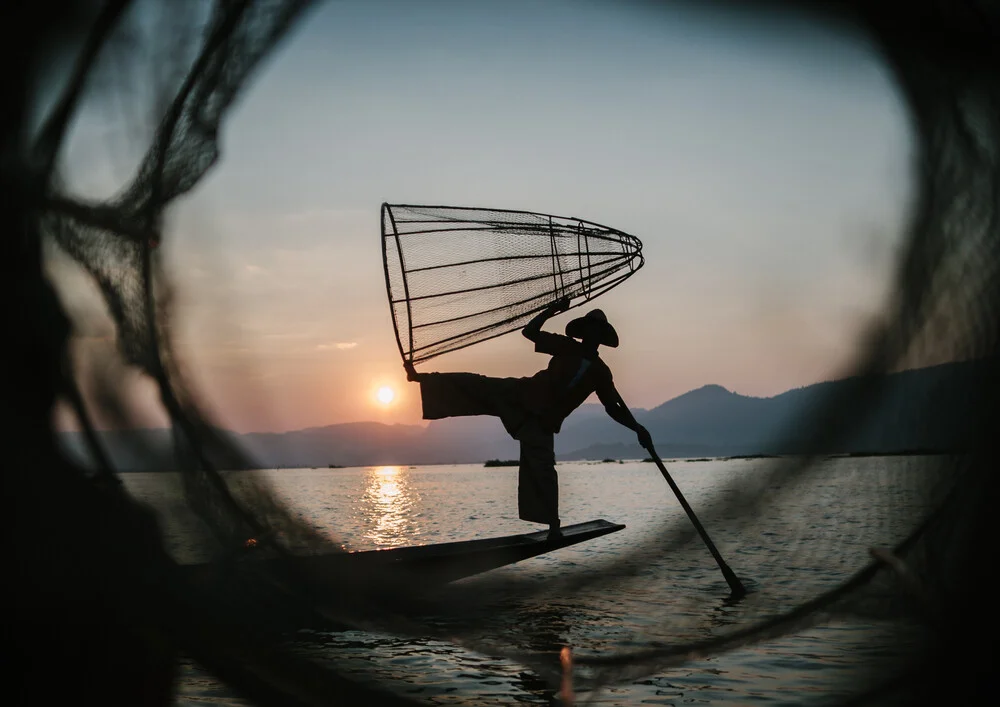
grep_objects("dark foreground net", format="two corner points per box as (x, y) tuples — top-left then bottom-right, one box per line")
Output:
(382, 203), (644, 365)
(6, 1), (1000, 706)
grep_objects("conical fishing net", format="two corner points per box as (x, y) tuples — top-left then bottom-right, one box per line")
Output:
(7, 1), (1000, 706)
(382, 203), (644, 365)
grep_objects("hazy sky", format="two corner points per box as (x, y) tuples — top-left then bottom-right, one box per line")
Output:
(51, 0), (915, 433)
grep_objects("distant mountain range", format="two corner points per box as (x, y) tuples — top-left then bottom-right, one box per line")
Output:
(59, 358), (994, 471)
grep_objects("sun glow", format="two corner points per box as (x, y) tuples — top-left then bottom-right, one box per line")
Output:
(376, 385), (396, 405)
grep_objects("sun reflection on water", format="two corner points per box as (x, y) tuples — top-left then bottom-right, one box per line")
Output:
(360, 466), (420, 547)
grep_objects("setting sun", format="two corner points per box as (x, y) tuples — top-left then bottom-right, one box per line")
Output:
(376, 386), (396, 405)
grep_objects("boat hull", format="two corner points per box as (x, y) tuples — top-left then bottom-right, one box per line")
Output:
(184, 519), (624, 586)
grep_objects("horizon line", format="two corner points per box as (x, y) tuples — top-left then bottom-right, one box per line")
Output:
(56, 356), (984, 436)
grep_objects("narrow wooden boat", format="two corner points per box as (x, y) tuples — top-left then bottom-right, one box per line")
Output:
(184, 519), (625, 586)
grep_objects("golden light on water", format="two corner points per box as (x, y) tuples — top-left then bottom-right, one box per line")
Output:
(360, 466), (418, 546)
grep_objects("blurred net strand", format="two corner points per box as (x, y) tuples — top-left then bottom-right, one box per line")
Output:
(565, 460), (965, 690)
(348, 486), (948, 700)
(32, 0), (132, 181)
(29, 2), (438, 701)
(868, 547), (938, 627)
(45, 0), (325, 560)
(34, 0), (1000, 705)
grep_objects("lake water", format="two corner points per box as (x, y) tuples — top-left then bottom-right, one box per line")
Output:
(122, 456), (938, 706)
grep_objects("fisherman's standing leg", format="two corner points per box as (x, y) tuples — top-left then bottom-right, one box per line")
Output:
(516, 418), (560, 537)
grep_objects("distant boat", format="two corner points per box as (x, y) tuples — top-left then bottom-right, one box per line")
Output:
(483, 459), (518, 467)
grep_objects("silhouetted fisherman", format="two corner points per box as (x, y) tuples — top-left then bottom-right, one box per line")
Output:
(406, 298), (652, 538)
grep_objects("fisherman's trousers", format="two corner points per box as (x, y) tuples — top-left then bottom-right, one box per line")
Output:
(419, 373), (558, 526)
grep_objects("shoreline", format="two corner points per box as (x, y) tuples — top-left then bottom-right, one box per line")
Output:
(106, 449), (958, 473)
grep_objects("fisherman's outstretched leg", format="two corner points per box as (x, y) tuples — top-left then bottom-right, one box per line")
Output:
(516, 419), (560, 537)
(417, 372), (525, 435)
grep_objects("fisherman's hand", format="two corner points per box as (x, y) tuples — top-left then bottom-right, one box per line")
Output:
(637, 426), (653, 451)
(548, 296), (571, 314)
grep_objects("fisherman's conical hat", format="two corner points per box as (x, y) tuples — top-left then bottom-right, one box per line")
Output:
(565, 309), (619, 348)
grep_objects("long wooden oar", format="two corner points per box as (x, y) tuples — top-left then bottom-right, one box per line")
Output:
(644, 443), (747, 598)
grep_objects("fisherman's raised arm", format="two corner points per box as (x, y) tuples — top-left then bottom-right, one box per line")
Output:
(522, 296), (570, 342)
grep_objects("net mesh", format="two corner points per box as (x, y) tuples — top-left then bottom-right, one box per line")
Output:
(383, 203), (644, 364)
(8, 1), (1000, 706)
